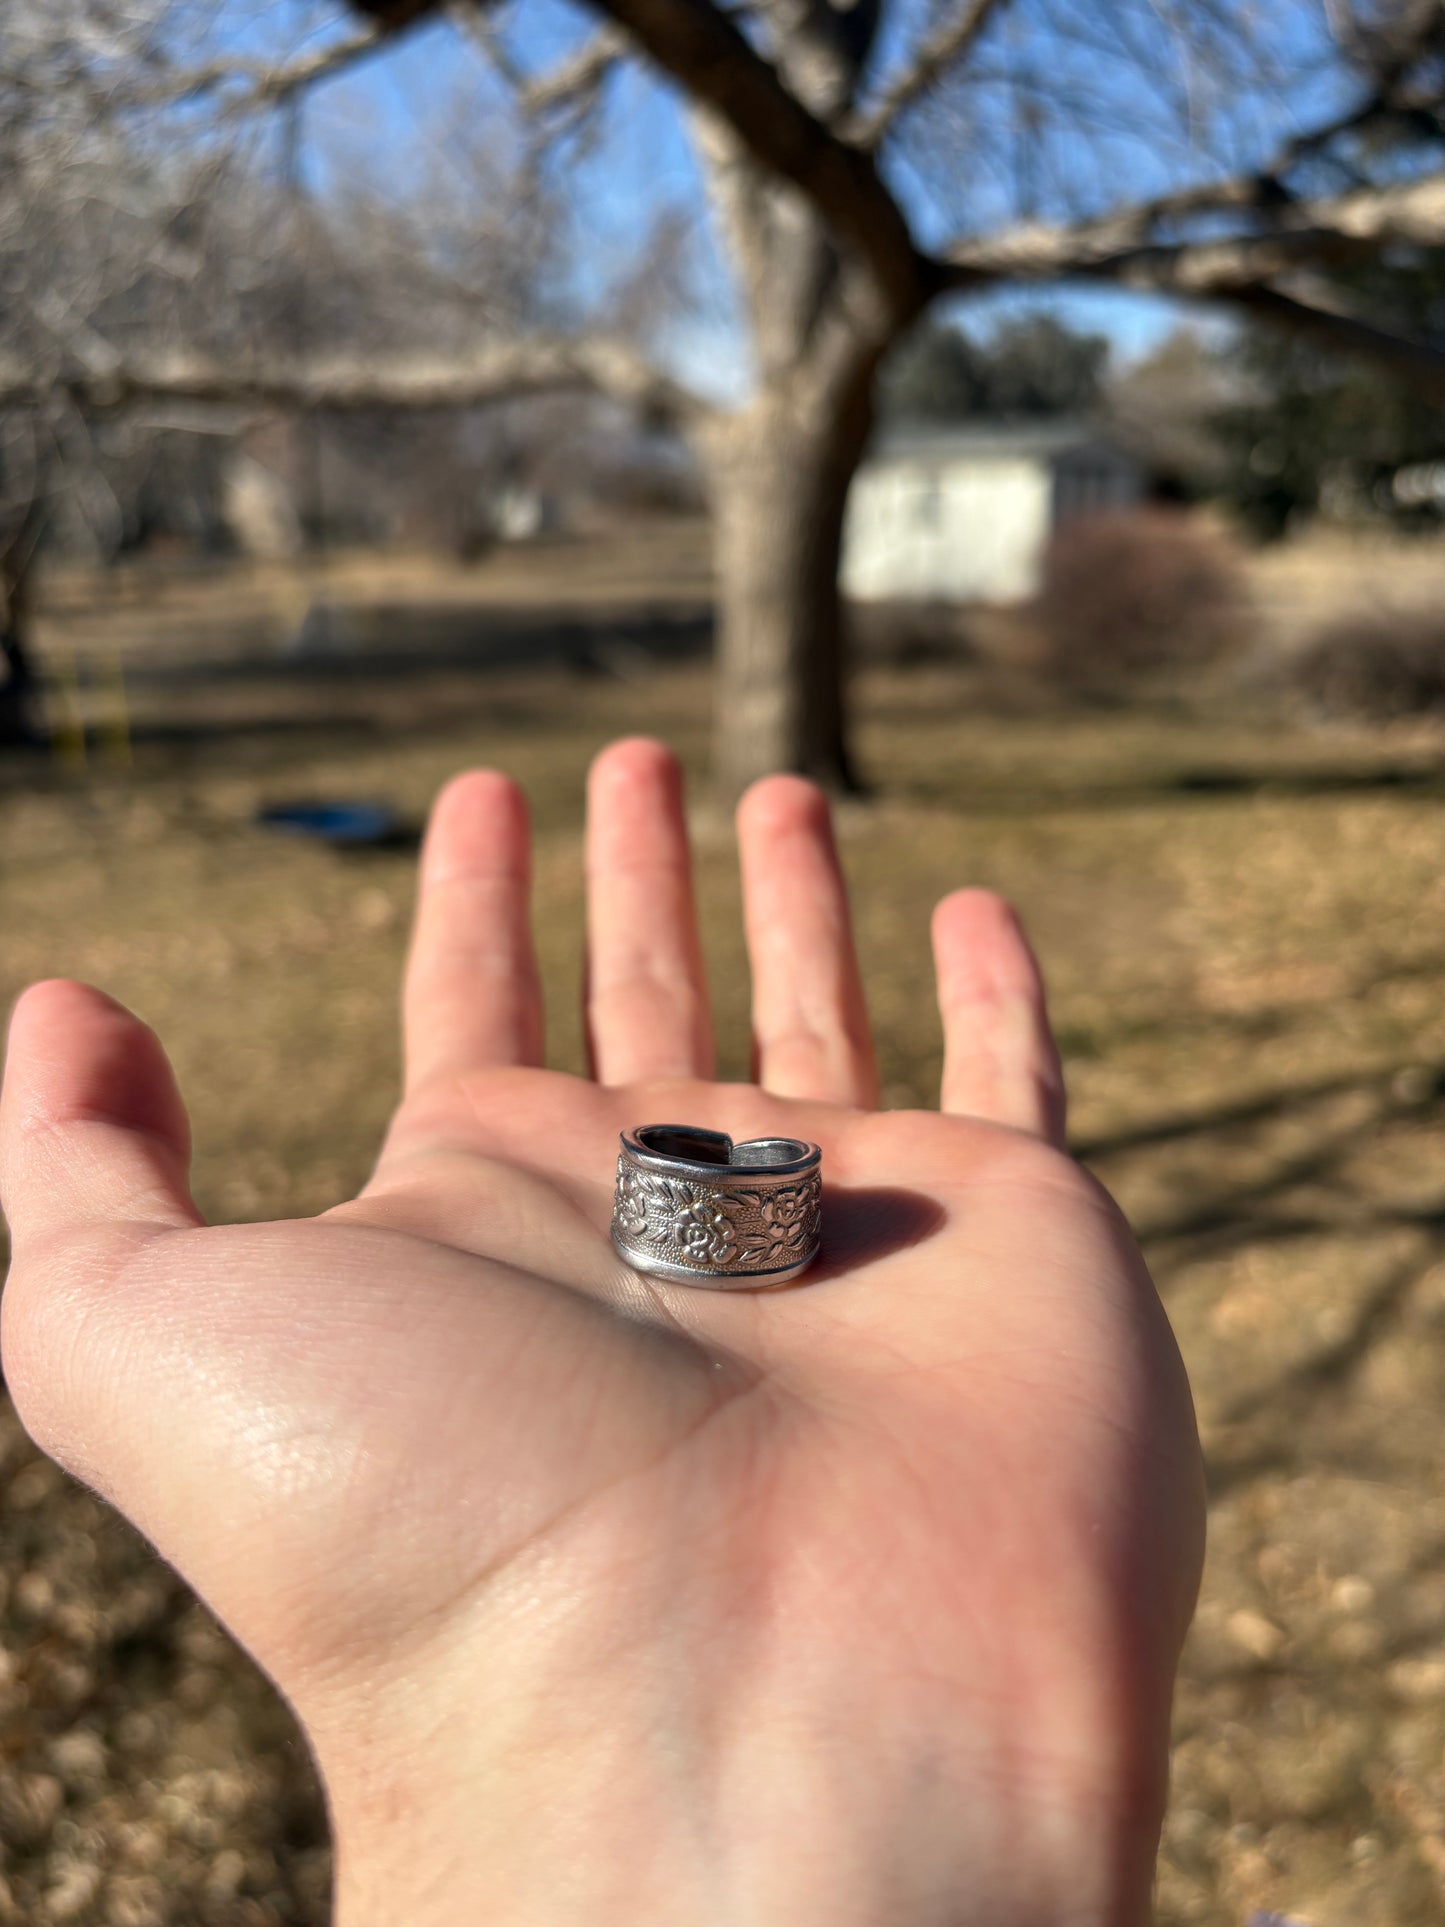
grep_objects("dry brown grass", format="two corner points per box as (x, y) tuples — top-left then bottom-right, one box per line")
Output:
(6, 528), (1445, 1924)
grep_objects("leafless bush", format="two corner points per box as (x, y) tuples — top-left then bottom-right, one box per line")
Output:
(1035, 508), (1245, 683)
(1288, 610), (1445, 720)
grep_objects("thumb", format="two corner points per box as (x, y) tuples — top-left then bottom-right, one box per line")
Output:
(0, 979), (201, 1256)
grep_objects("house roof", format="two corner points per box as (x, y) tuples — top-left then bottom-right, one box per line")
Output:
(864, 418), (1129, 466)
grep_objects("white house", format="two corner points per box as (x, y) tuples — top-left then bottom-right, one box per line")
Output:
(842, 421), (1143, 604)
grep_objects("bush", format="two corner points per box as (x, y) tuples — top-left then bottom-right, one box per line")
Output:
(1288, 611), (1445, 721)
(1035, 507), (1244, 682)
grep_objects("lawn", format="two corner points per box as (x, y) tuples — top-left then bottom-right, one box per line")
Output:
(4, 529), (1445, 1924)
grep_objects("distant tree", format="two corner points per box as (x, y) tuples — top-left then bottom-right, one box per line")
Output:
(879, 319), (987, 420)
(0, 16), (573, 733)
(975, 315), (1110, 417)
(1104, 329), (1236, 496)
(881, 313), (1108, 423)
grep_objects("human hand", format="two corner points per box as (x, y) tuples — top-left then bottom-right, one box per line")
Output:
(1, 738), (1203, 1927)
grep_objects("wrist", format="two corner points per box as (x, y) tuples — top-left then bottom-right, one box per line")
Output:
(321, 1732), (1161, 1927)
(302, 1613), (1165, 1927)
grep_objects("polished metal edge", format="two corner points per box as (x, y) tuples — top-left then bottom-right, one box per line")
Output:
(611, 1239), (819, 1289)
(619, 1126), (821, 1186)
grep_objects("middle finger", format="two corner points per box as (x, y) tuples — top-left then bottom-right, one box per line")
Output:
(738, 776), (878, 1109)
(585, 738), (715, 1086)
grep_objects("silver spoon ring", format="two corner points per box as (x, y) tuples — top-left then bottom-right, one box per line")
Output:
(610, 1125), (822, 1288)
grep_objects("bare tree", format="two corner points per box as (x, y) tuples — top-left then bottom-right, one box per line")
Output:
(7, 0), (1445, 785)
(0, 0), (586, 734)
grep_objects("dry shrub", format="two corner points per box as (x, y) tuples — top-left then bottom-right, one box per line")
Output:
(1288, 610), (1445, 721)
(1035, 507), (1245, 682)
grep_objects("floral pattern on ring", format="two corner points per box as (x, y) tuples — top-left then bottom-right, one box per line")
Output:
(612, 1163), (821, 1272)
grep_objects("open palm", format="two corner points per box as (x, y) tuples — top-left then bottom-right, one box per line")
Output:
(1, 739), (1203, 1926)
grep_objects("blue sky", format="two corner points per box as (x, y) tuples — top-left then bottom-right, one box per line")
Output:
(196, 0), (1352, 396)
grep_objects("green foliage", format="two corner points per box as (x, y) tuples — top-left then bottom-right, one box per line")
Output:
(880, 313), (1109, 423)
(1211, 251), (1445, 540)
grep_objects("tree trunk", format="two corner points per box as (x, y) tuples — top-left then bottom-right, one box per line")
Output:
(0, 522), (41, 751)
(707, 363), (877, 797)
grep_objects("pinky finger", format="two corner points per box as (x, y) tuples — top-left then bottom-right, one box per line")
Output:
(931, 891), (1066, 1147)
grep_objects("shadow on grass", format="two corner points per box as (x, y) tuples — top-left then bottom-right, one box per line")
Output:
(894, 758), (1445, 816)
(1167, 763), (1445, 798)
(1076, 1060), (1445, 1163)
(117, 606), (713, 684)
(1083, 1056), (1445, 1516)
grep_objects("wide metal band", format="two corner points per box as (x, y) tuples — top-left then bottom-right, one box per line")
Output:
(611, 1125), (823, 1288)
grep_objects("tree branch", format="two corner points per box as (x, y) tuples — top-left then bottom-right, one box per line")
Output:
(450, 9), (622, 127)
(524, 28), (627, 115)
(1223, 279), (1445, 397)
(414, 0), (925, 307)
(87, 24), (394, 114)
(0, 341), (705, 423)
(942, 173), (1445, 284)
(550, 0), (928, 303)
(343, 0), (451, 31)
(446, 2), (527, 91)
(939, 172), (1445, 399)
(848, 0), (1010, 146)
